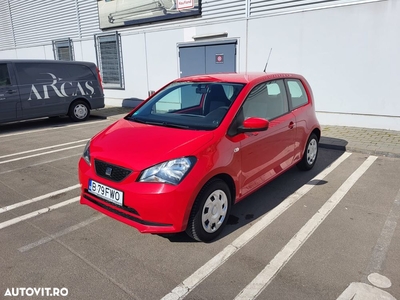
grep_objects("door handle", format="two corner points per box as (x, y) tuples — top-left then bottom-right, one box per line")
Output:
(6, 89), (17, 94)
(288, 122), (295, 129)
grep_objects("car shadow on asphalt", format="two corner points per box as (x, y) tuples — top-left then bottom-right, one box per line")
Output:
(160, 147), (346, 243)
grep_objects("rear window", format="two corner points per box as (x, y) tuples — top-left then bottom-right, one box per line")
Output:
(287, 80), (308, 108)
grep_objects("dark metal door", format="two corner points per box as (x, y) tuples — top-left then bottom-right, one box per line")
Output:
(179, 46), (206, 77)
(205, 43), (236, 74)
(179, 41), (236, 78)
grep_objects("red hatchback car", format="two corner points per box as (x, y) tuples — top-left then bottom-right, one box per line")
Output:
(79, 72), (320, 242)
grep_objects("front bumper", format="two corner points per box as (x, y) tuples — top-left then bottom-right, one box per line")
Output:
(78, 158), (197, 233)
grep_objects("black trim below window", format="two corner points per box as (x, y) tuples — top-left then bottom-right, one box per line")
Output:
(83, 193), (172, 227)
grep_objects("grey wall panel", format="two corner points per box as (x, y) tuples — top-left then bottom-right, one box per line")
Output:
(9, 0), (80, 47)
(0, 0), (15, 49)
(202, 0), (246, 20)
(249, 0), (385, 17)
(77, 0), (102, 37)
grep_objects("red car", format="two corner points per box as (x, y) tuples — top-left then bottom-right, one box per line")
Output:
(79, 72), (320, 242)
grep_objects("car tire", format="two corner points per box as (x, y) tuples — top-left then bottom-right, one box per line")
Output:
(186, 179), (231, 242)
(69, 100), (90, 122)
(297, 133), (319, 171)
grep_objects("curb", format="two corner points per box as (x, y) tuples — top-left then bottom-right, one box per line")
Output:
(319, 142), (400, 158)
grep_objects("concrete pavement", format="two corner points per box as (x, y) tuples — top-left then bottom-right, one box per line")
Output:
(91, 107), (400, 158)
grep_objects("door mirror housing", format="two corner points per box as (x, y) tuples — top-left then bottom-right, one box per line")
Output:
(238, 117), (269, 133)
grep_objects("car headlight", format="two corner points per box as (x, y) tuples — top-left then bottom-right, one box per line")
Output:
(138, 157), (196, 185)
(82, 140), (91, 165)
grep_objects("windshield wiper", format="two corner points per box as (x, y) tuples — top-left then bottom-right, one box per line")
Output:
(130, 117), (189, 129)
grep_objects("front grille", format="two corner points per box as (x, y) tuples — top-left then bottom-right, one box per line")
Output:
(94, 159), (132, 182)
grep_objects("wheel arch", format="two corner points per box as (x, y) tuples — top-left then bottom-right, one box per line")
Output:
(312, 127), (321, 142)
(69, 97), (92, 110)
(204, 173), (236, 206)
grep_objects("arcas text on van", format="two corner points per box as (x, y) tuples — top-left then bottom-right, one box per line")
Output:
(28, 73), (96, 100)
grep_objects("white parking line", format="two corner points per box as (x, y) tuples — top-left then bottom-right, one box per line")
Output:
(234, 155), (377, 300)
(0, 120), (107, 138)
(18, 214), (104, 252)
(0, 153), (81, 175)
(364, 185), (400, 276)
(161, 152), (352, 300)
(0, 139), (88, 159)
(0, 184), (80, 214)
(0, 197), (79, 230)
(0, 144), (85, 164)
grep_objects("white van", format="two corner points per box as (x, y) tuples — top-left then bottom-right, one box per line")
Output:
(0, 60), (105, 124)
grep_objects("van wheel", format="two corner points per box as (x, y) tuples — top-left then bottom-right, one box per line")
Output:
(69, 100), (90, 122)
(186, 179), (231, 242)
(297, 133), (318, 171)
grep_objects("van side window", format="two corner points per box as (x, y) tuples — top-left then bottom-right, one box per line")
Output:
(15, 63), (69, 85)
(287, 80), (308, 109)
(67, 65), (95, 81)
(0, 64), (11, 87)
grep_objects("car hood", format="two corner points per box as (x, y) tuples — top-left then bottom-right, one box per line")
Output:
(90, 118), (214, 171)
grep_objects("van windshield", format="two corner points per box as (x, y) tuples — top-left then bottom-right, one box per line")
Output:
(128, 82), (244, 130)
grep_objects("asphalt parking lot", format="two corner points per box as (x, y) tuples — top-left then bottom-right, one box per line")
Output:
(0, 114), (399, 300)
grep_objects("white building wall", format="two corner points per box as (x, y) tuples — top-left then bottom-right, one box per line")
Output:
(247, 0), (400, 129)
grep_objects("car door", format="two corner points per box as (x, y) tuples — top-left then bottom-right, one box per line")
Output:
(237, 79), (296, 196)
(15, 63), (66, 119)
(285, 78), (310, 162)
(0, 63), (20, 122)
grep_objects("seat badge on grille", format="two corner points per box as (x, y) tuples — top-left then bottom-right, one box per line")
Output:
(105, 167), (113, 176)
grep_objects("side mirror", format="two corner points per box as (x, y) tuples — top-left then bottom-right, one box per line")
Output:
(238, 117), (269, 133)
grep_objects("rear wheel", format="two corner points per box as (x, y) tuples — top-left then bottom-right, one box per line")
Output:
(297, 133), (318, 171)
(186, 179), (231, 242)
(69, 100), (90, 122)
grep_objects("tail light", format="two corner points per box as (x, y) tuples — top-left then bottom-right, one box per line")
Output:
(96, 67), (103, 92)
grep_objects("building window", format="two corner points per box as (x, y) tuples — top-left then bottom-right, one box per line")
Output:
(53, 39), (74, 61)
(95, 32), (124, 89)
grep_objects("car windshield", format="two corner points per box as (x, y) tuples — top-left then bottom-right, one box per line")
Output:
(128, 81), (245, 130)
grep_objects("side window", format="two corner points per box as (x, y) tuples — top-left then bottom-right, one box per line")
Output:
(242, 83), (269, 119)
(95, 32), (124, 89)
(14, 63), (69, 85)
(53, 39), (74, 61)
(265, 80), (289, 119)
(0, 64), (11, 87)
(287, 80), (308, 108)
(242, 79), (289, 121)
(66, 65), (95, 81)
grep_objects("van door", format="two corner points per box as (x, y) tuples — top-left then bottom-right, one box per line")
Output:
(14, 63), (66, 119)
(0, 63), (20, 123)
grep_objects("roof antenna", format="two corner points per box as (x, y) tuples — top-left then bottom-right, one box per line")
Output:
(263, 48), (273, 73)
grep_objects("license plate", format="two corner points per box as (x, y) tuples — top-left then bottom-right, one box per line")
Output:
(88, 180), (123, 206)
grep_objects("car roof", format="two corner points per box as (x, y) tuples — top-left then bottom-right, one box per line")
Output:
(174, 72), (303, 84)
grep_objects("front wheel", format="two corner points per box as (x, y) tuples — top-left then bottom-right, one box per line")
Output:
(186, 179), (231, 242)
(69, 100), (90, 122)
(297, 133), (319, 171)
